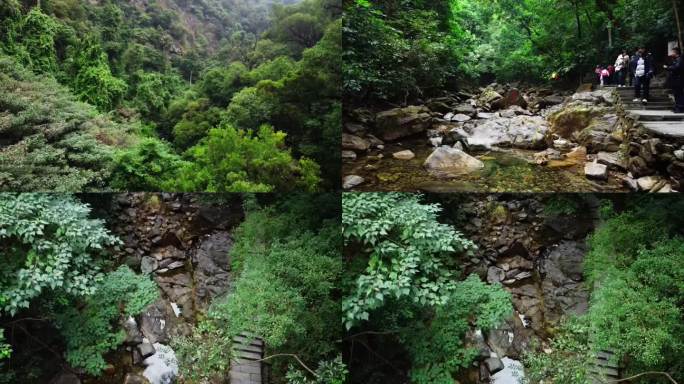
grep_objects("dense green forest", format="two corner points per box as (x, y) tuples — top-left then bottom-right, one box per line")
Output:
(0, 0), (341, 191)
(343, 0), (682, 106)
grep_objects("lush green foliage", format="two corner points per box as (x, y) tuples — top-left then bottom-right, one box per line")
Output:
(0, 194), (120, 316)
(0, 55), (136, 191)
(285, 356), (348, 384)
(523, 317), (594, 384)
(0, 331), (9, 361)
(526, 197), (684, 382)
(344, 0), (680, 104)
(175, 194), (344, 382)
(1, 0), (340, 191)
(110, 138), (185, 191)
(403, 275), (511, 384)
(341, 193), (476, 329)
(54, 266), (158, 375)
(175, 124), (321, 192)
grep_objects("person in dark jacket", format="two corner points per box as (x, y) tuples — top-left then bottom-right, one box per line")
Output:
(665, 47), (684, 113)
(630, 48), (654, 102)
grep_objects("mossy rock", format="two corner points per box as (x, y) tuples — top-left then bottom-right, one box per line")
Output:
(547, 105), (608, 139)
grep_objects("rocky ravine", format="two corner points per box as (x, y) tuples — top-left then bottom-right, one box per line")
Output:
(449, 195), (600, 382)
(343, 83), (673, 192)
(54, 194), (244, 384)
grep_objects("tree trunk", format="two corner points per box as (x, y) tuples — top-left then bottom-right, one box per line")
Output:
(674, 0), (683, 50)
(574, 0), (582, 40)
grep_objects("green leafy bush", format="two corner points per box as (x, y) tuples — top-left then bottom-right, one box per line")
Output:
(54, 266), (158, 375)
(341, 193), (476, 329)
(110, 137), (185, 191)
(0, 194), (120, 316)
(175, 124), (321, 192)
(286, 356), (348, 384)
(404, 275), (511, 384)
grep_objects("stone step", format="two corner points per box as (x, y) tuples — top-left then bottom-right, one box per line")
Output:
(233, 342), (263, 354)
(620, 96), (672, 102)
(589, 366), (619, 377)
(625, 103), (674, 111)
(234, 349), (263, 360)
(627, 110), (684, 121)
(641, 122), (684, 138)
(233, 335), (264, 347)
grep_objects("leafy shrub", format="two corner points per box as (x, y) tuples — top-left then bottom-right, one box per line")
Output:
(404, 275), (511, 384)
(198, 63), (248, 105)
(0, 194), (120, 315)
(341, 193), (476, 329)
(110, 137), (185, 191)
(285, 356), (348, 384)
(54, 266), (158, 375)
(175, 124), (320, 192)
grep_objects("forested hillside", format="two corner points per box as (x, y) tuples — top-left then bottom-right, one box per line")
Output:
(0, 0), (341, 191)
(344, 0), (681, 106)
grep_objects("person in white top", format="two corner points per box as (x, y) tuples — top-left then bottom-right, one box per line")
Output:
(614, 50), (630, 87)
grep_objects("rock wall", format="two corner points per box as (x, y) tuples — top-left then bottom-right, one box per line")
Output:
(453, 195), (599, 382)
(106, 194), (244, 384)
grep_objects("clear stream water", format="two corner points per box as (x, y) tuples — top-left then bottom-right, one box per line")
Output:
(343, 137), (627, 193)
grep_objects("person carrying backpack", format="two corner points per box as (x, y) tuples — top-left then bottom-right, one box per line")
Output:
(664, 47), (684, 113)
(631, 48), (654, 103)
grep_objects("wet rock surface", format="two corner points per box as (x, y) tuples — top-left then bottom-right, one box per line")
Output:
(343, 83), (631, 191)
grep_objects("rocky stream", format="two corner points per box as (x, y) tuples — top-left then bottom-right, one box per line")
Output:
(343, 82), (681, 192)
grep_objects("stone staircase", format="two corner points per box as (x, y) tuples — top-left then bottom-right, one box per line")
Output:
(589, 350), (620, 384)
(609, 85), (684, 139)
(229, 333), (268, 384)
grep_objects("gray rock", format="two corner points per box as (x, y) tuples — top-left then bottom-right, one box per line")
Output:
(123, 316), (143, 346)
(342, 150), (357, 160)
(451, 113), (471, 122)
(141, 256), (158, 274)
(674, 149), (684, 161)
(342, 133), (370, 151)
(485, 357), (505, 374)
(467, 115), (548, 150)
(454, 103), (477, 115)
(477, 112), (496, 119)
(392, 150), (415, 160)
(637, 175), (661, 191)
(376, 105), (432, 141)
(138, 342), (156, 359)
(423, 146), (484, 178)
(140, 300), (169, 344)
(344, 123), (365, 134)
(584, 161), (608, 180)
(193, 232), (233, 309)
(487, 266), (505, 283)
(597, 151), (627, 171)
(343, 175), (365, 189)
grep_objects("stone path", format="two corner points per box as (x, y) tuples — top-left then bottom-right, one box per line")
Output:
(229, 333), (266, 384)
(589, 350), (620, 384)
(610, 86), (684, 138)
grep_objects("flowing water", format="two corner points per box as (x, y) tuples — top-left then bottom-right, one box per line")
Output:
(343, 137), (627, 192)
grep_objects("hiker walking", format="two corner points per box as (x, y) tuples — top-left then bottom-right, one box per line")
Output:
(600, 67), (610, 87)
(631, 48), (654, 103)
(628, 49), (639, 86)
(664, 47), (684, 113)
(614, 50), (630, 87)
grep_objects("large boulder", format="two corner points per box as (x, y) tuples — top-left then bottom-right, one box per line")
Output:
(342, 133), (370, 151)
(424, 146), (484, 178)
(540, 241), (589, 324)
(478, 88), (504, 108)
(547, 105), (609, 139)
(375, 105), (432, 141)
(142, 343), (178, 384)
(193, 232), (232, 310)
(492, 88), (528, 110)
(466, 116), (549, 150)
